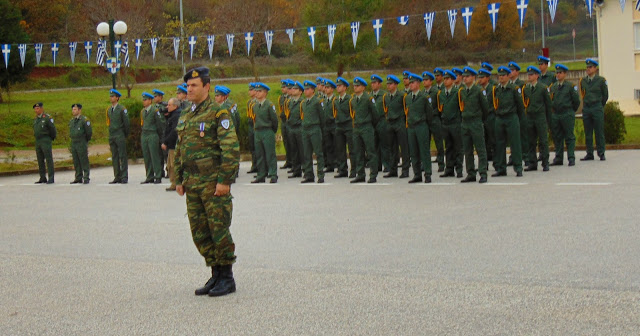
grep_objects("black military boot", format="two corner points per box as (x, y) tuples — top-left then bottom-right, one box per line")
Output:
(195, 267), (218, 296)
(208, 265), (236, 297)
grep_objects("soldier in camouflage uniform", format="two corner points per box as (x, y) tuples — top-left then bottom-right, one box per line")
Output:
(140, 92), (165, 184)
(175, 67), (239, 297)
(549, 64), (581, 166)
(107, 89), (130, 184)
(579, 58), (609, 161)
(32, 102), (57, 184)
(68, 104), (92, 184)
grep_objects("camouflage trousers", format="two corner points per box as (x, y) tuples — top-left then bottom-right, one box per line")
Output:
(185, 183), (236, 267)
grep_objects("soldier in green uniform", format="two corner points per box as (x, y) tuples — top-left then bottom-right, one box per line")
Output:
(162, 98), (182, 191)
(452, 68), (464, 89)
(404, 73), (433, 183)
(508, 61), (529, 166)
(537, 56), (557, 87)
(522, 66), (552, 172)
(177, 84), (190, 111)
(300, 80), (326, 183)
(246, 83), (258, 174)
(322, 79), (337, 173)
(349, 77), (379, 183)
(383, 75), (410, 178)
(278, 79), (292, 170)
(287, 81), (305, 178)
(140, 92), (165, 184)
(579, 58), (609, 161)
(152, 89), (168, 178)
(334, 77), (355, 178)
(458, 67), (490, 183)
(214, 85), (239, 179)
(549, 64), (581, 166)
(250, 83), (279, 184)
(68, 103), (92, 184)
(402, 71), (411, 94)
(481, 62), (498, 87)
(478, 69), (497, 165)
(492, 66), (525, 177)
(423, 71), (444, 172)
(437, 70), (463, 178)
(433, 68), (445, 91)
(107, 89), (130, 184)
(370, 74), (391, 173)
(32, 102), (57, 184)
(175, 67), (239, 297)
(315, 77), (326, 100)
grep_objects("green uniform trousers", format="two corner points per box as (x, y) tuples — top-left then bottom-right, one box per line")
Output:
(141, 131), (162, 180)
(254, 129), (277, 180)
(441, 122), (463, 175)
(281, 120), (292, 165)
(582, 107), (605, 156)
(551, 112), (576, 163)
(302, 126), (325, 180)
(407, 122), (431, 177)
(461, 120), (488, 178)
(388, 118), (410, 175)
(430, 116), (445, 170)
(484, 113), (496, 161)
(186, 183), (235, 267)
(335, 122), (355, 175)
(353, 124), (378, 179)
(375, 121), (391, 172)
(248, 122), (257, 170)
(495, 113), (523, 174)
(35, 138), (54, 181)
(526, 114), (550, 168)
(109, 135), (128, 181)
(71, 140), (90, 181)
(323, 126), (336, 170)
(520, 116), (530, 164)
(288, 125), (304, 175)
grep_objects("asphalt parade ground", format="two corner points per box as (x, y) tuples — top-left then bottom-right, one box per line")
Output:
(1, 150), (639, 335)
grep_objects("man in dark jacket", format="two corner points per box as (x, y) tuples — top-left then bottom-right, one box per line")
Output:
(162, 98), (181, 191)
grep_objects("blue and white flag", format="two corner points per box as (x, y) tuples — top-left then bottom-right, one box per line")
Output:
(286, 29), (295, 44)
(620, 0), (625, 12)
(244, 32), (253, 56)
(173, 37), (180, 60)
(134, 39), (142, 60)
(121, 41), (130, 67)
(51, 43), (59, 66)
(265, 30), (274, 55)
(636, 0), (640, 11)
(95, 40), (105, 65)
(461, 7), (473, 36)
(150, 37), (158, 59)
(373, 19), (383, 45)
(328, 24), (337, 50)
(307, 27), (316, 52)
(586, 0), (594, 17)
(487, 3), (501, 32)
(35, 43), (43, 65)
(424, 12), (436, 41)
(547, 0), (558, 23)
(84, 41), (92, 63)
(1, 44), (10, 68)
(447, 9), (458, 38)
(106, 57), (121, 75)
(516, 0), (529, 28)
(188, 36), (197, 59)
(351, 22), (360, 49)
(113, 40), (121, 60)
(207, 35), (215, 59)
(226, 34), (234, 56)
(68, 42), (77, 64)
(398, 15), (409, 26)
(19, 44), (26, 68)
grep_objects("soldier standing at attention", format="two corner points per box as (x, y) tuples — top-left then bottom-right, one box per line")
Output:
(250, 83), (279, 184)
(175, 67), (239, 297)
(402, 71), (411, 93)
(549, 64), (580, 166)
(177, 84), (190, 111)
(452, 68), (464, 89)
(579, 58), (609, 161)
(537, 56), (556, 87)
(433, 68), (445, 91)
(278, 79), (292, 170)
(333, 77), (355, 178)
(287, 81), (305, 178)
(215, 86), (238, 136)
(315, 77), (326, 100)
(492, 66), (525, 177)
(423, 71), (444, 173)
(349, 77), (379, 184)
(383, 75), (410, 178)
(481, 62), (497, 86)
(107, 89), (129, 184)
(404, 73), (433, 184)
(162, 98), (182, 191)
(478, 69), (497, 165)
(322, 79), (337, 173)
(370, 74), (390, 173)
(300, 80), (326, 183)
(68, 104), (92, 184)
(152, 89), (168, 178)
(437, 70), (464, 178)
(140, 92), (165, 184)
(458, 67), (490, 184)
(246, 83), (258, 174)
(522, 66), (552, 172)
(508, 61), (529, 167)
(32, 102), (57, 184)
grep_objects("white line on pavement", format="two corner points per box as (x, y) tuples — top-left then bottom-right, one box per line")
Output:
(417, 183), (456, 186)
(556, 182), (612, 186)
(483, 182), (529, 186)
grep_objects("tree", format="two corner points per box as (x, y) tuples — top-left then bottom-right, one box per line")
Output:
(467, 0), (525, 52)
(0, 0), (35, 103)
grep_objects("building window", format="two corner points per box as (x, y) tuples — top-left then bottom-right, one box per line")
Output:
(635, 23), (640, 50)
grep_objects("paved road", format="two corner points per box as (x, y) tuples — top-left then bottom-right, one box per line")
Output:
(1, 150), (639, 335)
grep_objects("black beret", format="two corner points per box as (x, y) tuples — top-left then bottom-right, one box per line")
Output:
(183, 67), (210, 82)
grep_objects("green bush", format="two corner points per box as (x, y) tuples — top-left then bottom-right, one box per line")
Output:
(603, 101), (626, 144)
(122, 99), (144, 159)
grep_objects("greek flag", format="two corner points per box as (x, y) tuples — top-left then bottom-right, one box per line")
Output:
(620, 0), (625, 12)
(113, 40), (121, 60)
(461, 7), (473, 36)
(265, 30), (274, 55)
(134, 39), (142, 60)
(397, 15), (409, 26)
(373, 19), (383, 45)
(447, 9), (458, 38)
(19, 44), (27, 68)
(636, 0), (640, 11)
(226, 34), (234, 56)
(286, 29), (295, 44)
(68, 42), (77, 64)
(173, 37), (180, 60)
(84, 41), (92, 63)
(121, 41), (130, 67)
(244, 32), (253, 56)
(35, 43), (43, 65)
(328, 24), (336, 51)
(516, 0), (529, 28)
(488, 3), (501, 32)
(351, 22), (360, 49)
(307, 27), (316, 52)
(1, 44), (9, 68)
(547, 0), (558, 23)
(207, 35), (215, 59)
(150, 37), (158, 59)
(188, 36), (197, 59)
(51, 43), (59, 66)
(95, 40), (105, 65)
(586, 0), (594, 17)
(424, 12), (435, 41)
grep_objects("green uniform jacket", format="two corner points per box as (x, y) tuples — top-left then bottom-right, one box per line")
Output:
(287, 97), (303, 127)
(371, 90), (387, 124)
(539, 71), (557, 87)
(493, 83), (525, 118)
(174, 96), (239, 187)
(69, 115), (92, 142)
(278, 94), (288, 121)
(458, 84), (490, 122)
(324, 95), (336, 128)
(382, 91), (405, 121)
(511, 78), (526, 87)
(424, 87), (438, 111)
(549, 81), (581, 113)
(481, 83), (496, 114)
(349, 93), (378, 127)
(403, 90), (433, 126)
(522, 82), (552, 122)
(301, 96), (325, 128)
(437, 87), (461, 124)
(221, 98), (240, 132)
(141, 105), (166, 138)
(334, 93), (352, 125)
(253, 99), (279, 132)
(579, 75), (608, 108)
(435, 83), (445, 92)
(107, 104), (130, 138)
(34, 113), (57, 140)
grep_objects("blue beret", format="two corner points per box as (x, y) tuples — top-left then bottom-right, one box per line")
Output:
(422, 71), (435, 81)
(248, 82), (255, 89)
(462, 67), (478, 76)
(255, 82), (271, 91)
(537, 56), (550, 64)
(555, 64), (569, 72)
(497, 66), (511, 75)
(336, 77), (350, 87)
(177, 85), (187, 94)
(324, 79), (337, 89)
(370, 74), (383, 83)
(183, 67), (209, 82)
(508, 62), (521, 71)
(478, 69), (492, 78)
(408, 73), (422, 83)
(142, 92), (154, 100)
(452, 67), (463, 75)
(402, 71), (410, 79)
(433, 68), (445, 76)
(214, 85), (231, 95)
(586, 58), (599, 67)
(281, 79), (288, 87)
(303, 80), (317, 89)
(386, 75), (400, 84)
(152, 89), (165, 96)
(481, 62), (494, 71)
(353, 77), (368, 87)
(527, 66), (541, 75)
(443, 70), (457, 80)
(285, 79), (295, 88)
(315, 77), (324, 84)
(293, 81), (304, 91)
(109, 89), (122, 97)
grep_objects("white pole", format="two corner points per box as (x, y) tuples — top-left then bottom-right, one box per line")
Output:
(180, 0), (185, 75)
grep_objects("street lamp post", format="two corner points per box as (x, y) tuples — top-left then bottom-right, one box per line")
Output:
(97, 20), (127, 90)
